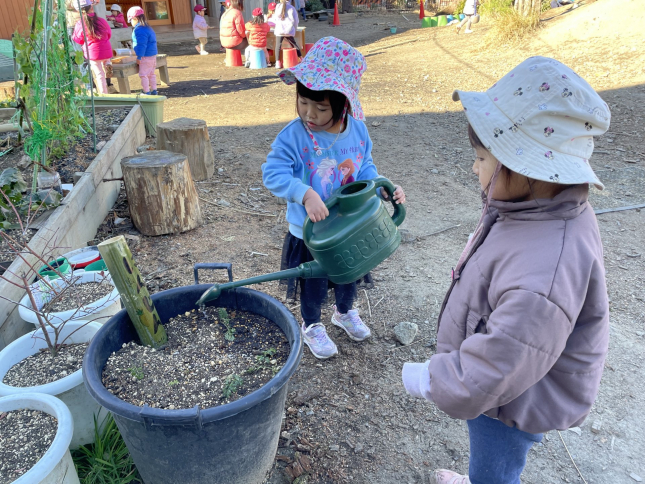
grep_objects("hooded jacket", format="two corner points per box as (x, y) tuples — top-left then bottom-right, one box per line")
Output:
(273, 2), (298, 37)
(72, 14), (113, 61)
(219, 8), (246, 48)
(404, 185), (609, 434)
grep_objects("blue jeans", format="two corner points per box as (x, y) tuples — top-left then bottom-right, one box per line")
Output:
(467, 415), (542, 484)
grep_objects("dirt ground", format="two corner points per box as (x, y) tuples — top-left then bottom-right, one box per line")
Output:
(99, 1), (645, 482)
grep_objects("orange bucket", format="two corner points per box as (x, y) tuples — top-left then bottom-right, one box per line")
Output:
(283, 48), (300, 68)
(225, 49), (243, 67)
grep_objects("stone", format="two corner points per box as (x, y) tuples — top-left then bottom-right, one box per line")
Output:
(17, 155), (32, 169)
(136, 144), (153, 153)
(329, 444), (339, 452)
(568, 426), (582, 436)
(393, 322), (418, 346)
(630, 473), (643, 482)
(591, 420), (602, 434)
(217, 199), (231, 207)
(431, 169), (439, 174)
(96, 140), (107, 150)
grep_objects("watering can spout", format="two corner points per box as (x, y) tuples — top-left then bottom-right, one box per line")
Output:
(195, 261), (326, 306)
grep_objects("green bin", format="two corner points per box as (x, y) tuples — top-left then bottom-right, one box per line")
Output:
(437, 15), (448, 26)
(82, 94), (166, 135)
(421, 17), (433, 28)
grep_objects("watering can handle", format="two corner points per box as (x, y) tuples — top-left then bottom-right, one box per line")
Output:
(193, 263), (233, 285)
(373, 177), (406, 227)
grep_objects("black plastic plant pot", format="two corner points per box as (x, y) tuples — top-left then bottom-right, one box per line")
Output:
(82, 264), (303, 484)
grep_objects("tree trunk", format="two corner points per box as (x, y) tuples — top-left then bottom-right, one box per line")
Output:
(121, 150), (203, 236)
(514, 0), (541, 16)
(98, 235), (168, 349)
(155, 118), (215, 182)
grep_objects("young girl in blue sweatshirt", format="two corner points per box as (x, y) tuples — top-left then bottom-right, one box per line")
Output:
(262, 37), (406, 359)
(127, 7), (158, 95)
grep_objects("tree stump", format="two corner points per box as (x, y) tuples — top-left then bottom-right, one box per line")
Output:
(156, 117), (215, 181)
(121, 150), (203, 236)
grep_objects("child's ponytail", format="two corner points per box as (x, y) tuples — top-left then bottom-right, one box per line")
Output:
(279, 0), (287, 20)
(80, 5), (105, 39)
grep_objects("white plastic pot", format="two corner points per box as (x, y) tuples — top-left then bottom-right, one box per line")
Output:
(0, 393), (80, 484)
(63, 246), (101, 270)
(0, 322), (106, 449)
(19, 271), (121, 327)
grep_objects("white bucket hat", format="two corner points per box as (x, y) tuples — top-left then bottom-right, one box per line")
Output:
(453, 56), (611, 189)
(73, 0), (93, 10)
(110, 4), (122, 11)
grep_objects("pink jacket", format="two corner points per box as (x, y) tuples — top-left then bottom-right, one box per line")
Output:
(107, 12), (126, 28)
(72, 14), (113, 61)
(404, 185), (609, 434)
(219, 9), (245, 48)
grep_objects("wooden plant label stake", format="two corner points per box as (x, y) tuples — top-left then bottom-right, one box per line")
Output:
(98, 235), (167, 348)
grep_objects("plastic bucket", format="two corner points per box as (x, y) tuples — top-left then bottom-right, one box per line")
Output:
(421, 17), (433, 28)
(0, 393), (80, 484)
(19, 271), (120, 327)
(62, 246), (101, 270)
(437, 15), (448, 26)
(459, 13), (465, 20)
(38, 257), (71, 280)
(83, 259), (108, 272)
(83, 266), (303, 484)
(430, 16), (438, 26)
(0, 322), (105, 449)
(390, 27), (397, 33)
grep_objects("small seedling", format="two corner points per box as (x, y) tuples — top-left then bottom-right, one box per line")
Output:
(222, 373), (243, 399)
(245, 348), (280, 376)
(218, 307), (236, 341)
(168, 379), (179, 386)
(128, 366), (144, 380)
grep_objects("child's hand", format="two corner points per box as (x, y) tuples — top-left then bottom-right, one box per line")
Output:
(381, 185), (406, 204)
(303, 189), (329, 223)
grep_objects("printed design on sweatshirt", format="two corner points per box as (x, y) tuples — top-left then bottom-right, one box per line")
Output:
(301, 144), (364, 201)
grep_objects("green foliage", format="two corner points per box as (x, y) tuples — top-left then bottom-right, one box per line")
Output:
(72, 414), (142, 484)
(128, 366), (144, 380)
(245, 348), (280, 376)
(13, 0), (90, 165)
(479, 0), (514, 17)
(305, 0), (324, 12)
(222, 373), (243, 399)
(218, 307), (236, 342)
(168, 379), (179, 386)
(454, 0), (466, 14)
(0, 168), (61, 230)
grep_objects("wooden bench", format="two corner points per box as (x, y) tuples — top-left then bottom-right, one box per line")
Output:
(109, 54), (170, 94)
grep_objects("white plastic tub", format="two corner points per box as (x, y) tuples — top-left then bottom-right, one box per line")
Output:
(0, 393), (80, 484)
(63, 246), (101, 269)
(19, 271), (120, 327)
(0, 322), (106, 448)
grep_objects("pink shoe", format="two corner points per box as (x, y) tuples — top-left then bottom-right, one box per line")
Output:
(434, 469), (471, 484)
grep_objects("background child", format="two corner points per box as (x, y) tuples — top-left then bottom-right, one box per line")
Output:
(106, 4), (126, 27)
(402, 57), (611, 484)
(262, 37), (405, 359)
(72, 0), (112, 95)
(127, 7), (158, 95)
(456, 0), (478, 34)
(219, 0), (248, 61)
(295, 0), (307, 21)
(244, 7), (271, 66)
(193, 5), (213, 55)
(272, 0), (300, 69)
(266, 2), (277, 26)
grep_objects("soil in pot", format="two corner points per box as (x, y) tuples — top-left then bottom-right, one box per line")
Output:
(0, 409), (58, 484)
(2, 343), (88, 387)
(102, 307), (289, 409)
(42, 281), (114, 313)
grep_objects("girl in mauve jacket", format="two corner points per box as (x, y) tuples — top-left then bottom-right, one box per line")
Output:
(403, 57), (611, 484)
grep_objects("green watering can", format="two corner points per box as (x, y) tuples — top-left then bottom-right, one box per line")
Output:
(196, 177), (406, 305)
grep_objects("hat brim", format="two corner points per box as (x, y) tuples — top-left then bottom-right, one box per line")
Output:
(453, 89), (604, 190)
(278, 64), (364, 121)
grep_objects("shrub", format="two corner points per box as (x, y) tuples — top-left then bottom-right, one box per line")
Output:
(486, 6), (541, 44)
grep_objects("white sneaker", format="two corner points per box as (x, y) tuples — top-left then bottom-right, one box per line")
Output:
(301, 322), (338, 359)
(331, 305), (371, 341)
(463, 29), (473, 34)
(200, 50), (209, 55)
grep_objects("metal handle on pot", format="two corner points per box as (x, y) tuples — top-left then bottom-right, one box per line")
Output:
(193, 263), (233, 285)
(373, 177), (406, 227)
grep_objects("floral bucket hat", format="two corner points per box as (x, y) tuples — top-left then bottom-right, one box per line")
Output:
(277, 37), (367, 121)
(453, 56), (611, 189)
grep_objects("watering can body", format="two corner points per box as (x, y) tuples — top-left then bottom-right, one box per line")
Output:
(196, 177), (405, 305)
(303, 177), (405, 285)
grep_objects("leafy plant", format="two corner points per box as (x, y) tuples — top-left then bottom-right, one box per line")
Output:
(218, 307), (236, 342)
(0, 168), (61, 230)
(222, 373), (244, 399)
(478, 0), (514, 17)
(168, 379), (179, 386)
(245, 348), (280, 376)
(72, 414), (142, 484)
(305, 0), (324, 12)
(128, 366), (144, 380)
